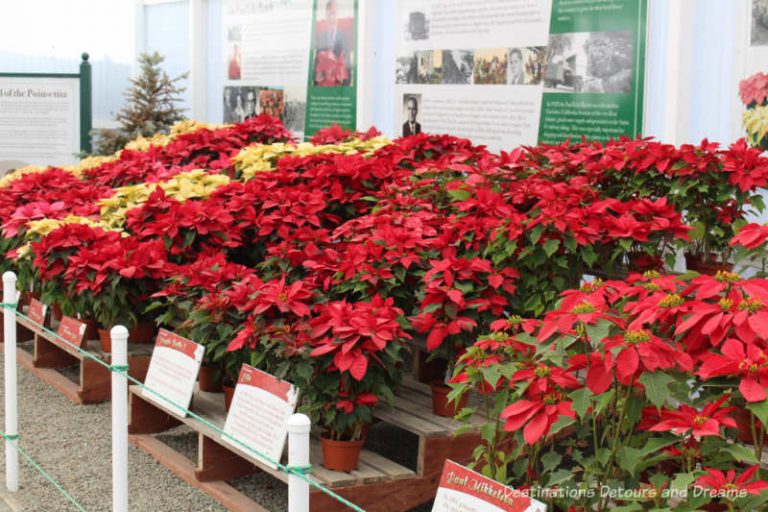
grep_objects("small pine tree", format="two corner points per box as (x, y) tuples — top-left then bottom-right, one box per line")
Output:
(92, 52), (188, 155)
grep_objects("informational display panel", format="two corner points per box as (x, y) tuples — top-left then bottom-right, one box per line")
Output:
(221, 0), (358, 139)
(394, 0), (647, 150)
(142, 329), (205, 418)
(304, 0), (359, 136)
(222, 0), (314, 138)
(433, 460), (546, 512)
(223, 364), (299, 469)
(0, 77), (80, 166)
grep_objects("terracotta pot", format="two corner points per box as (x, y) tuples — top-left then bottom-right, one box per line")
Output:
(320, 435), (366, 472)
(223, 385), (236, 411)
(97, 328), (112, 353)
(128, 321), (157, 344)
(82, 319), (98, 343)
(198, 365), (223, 393)
(19, 291), (39, 308)
(685, 253), (734, 275)
(52, 303), (63, 322)
(430, 381), (468, 417)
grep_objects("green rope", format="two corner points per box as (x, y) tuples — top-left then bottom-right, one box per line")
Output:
(0, 302), (18, 309)
(0, 431), (87, 512)
(5, 305), (366, 511)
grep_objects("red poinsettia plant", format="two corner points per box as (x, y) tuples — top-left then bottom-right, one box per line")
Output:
(300, 295), (409, 441)
(451, 271), (768, 511)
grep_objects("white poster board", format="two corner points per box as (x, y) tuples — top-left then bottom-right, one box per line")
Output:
(433, 460), (546, 512)
(0, 77), (80, 167)
(221, 0), (313, 138)
(394, 0), (553, 151)
(223, 364), (299, 469)
(142, 329), (205, 418)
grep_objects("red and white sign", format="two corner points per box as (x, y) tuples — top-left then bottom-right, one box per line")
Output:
(27, 299), (47, 326)
(55, 315), (86, 349)
(142, 329), (204, 418)
(433, 460), (546, 512)
(223, 364), (299, 469)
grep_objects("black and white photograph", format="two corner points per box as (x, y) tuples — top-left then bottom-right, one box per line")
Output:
(395, 54), (417, 84)
(227, 24), (242, 42)
(223, 86), (259, 123)
(415, 50), (442, 84)
(441, 50), (474, 85)
(404, 10), (429, 41)
(509, 46), (546, 85)
(401, 94), (422, 137)
(544, 31), (632, 94)
(753, 0), (768, 45)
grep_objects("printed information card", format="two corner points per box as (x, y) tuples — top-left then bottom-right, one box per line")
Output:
(223, 364), (299, 469)
(142, 329), (204, 418)
(27, 299), (47, 326)
(55, 315), (86, 349)
(433, 460), (546, 512)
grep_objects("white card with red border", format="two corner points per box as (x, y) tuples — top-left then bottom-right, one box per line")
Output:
(142, 329), (204, 418)
(432, 460), (546, 512)
(222, 364), (299, 469)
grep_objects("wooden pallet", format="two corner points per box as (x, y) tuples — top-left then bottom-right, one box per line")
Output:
(14, 312), (153, 404)
(128, 377), (483, 512)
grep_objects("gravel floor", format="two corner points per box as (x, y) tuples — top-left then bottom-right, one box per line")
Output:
(0, 350), (227, 512)
(0, 349), (436, 511)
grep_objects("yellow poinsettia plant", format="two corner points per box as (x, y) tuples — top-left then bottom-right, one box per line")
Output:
(233, 136), (391, 181)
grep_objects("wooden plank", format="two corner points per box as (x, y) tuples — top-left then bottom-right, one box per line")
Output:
(17, 347), (82, 404)
(128, 388), (182, 434)
(78, 357), (112, 403)
(309, 472), (440, 512)
(195, 434), (256, 482)
(418, 432), (481, 476)
(33, 335), (79, 368)
(358, 450), (415, 480)
(373, 406), (449, 437)
(129, 434), (269, 512)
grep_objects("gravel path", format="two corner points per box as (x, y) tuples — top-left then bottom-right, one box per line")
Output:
(0, 350), (227, 512)
(0, 349), (435, 511)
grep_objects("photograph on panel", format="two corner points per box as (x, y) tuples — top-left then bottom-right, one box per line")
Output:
(544, 31), (632, 94)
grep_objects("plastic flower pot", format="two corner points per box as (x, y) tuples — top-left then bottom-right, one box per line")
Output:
(320, 435), (366, 472)
(97, 328), (112, 353)
(198, 365), (223, 393)
(128, 321), (157, 344)
(429, 381), (468, 417)
(223, 385), (236, 411)
(684, 253), (734, 275)
(51, 303), (63, 322)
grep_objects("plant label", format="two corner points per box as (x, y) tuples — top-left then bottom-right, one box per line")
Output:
(27, 299), (47, 326)
(222, 364), (299, 470)
(55, 315), (86, 349)
(432, 460), (546, 512)
(142, 329), (204, 418)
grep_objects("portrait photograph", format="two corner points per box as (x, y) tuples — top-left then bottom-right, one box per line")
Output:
(312, 0), (355, 87)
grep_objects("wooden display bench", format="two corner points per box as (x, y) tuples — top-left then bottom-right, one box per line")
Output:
(14, 312), (153, 404)
(128, 377), (483, 512)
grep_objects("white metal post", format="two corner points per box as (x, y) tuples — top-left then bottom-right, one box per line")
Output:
(287, 413), (311, 512)
(110, 325), (129, 512)
(3, 271), (18, 492)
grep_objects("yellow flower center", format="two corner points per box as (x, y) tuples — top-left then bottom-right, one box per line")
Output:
(659, 294), (684, 308)
(624, 330), (651, 344)
(719, 298), (734, 311)
(571, 302), (596, 314)
(643, 270), (661, 279)
(739, 297), (763, 312)
(715, 271), (740, 283)
(580, 279), (603, 292)
(534, 365), (551, 378)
